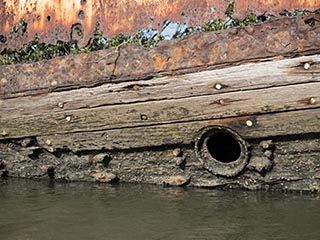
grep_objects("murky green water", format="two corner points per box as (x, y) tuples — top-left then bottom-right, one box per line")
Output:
(1, 179), (320, 240)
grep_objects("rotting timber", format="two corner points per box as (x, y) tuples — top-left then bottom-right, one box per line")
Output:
(1, 13), (320, 192)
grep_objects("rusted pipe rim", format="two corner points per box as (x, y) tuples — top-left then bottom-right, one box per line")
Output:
(195, 126), (250, 177)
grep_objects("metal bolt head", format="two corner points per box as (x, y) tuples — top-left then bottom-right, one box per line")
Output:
(214, 83), (222, 90)
(246, 120), (253, 127)
(65, 116), (71, 122)
(51, 80), (58, 86)
(304, 63), (310, 70)
(58, 102), (64, 108)
(264, 150), (273, 159)
(45, 139), (52, 145)
(48, 147), (55, 153)
(172, 148), (182, 157)
(309, 97), (316, 105)
(140, 114), (148, 120)
(259, 140), (273, 150)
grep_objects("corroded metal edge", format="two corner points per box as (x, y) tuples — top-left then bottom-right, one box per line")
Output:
(0, 0), (319, 51)
(1, 13), (320, 98)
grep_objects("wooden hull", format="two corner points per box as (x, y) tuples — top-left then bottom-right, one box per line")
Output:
(0, 13), (320, 191)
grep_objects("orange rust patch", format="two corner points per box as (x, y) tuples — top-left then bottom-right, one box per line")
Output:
(154, 55), (168, 70)
(1, 0), (319, 51)
(1, 15), (319, 98)
(218, 116), (251, 125)
(165, 175), (190, 186)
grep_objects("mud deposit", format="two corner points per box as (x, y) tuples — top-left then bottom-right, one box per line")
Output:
(1, 133), (319, 192)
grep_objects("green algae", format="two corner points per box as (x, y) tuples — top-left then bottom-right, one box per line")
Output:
(225, 1), (235, 18)
(12, 19), (28, 34)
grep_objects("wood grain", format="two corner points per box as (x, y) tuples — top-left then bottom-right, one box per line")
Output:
(1, 81), (319, 140)
(35, 108), (320, 151)
(1, 55), (319, 119)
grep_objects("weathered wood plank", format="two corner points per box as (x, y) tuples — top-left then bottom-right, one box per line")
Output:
(1, 14), (320, 98)
(1, 55), (319, 119)
(35, 108), (320, 151)
(1, 82), (319, 139)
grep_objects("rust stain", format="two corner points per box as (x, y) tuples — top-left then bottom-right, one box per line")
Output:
(211, 98), (238, 106)
(0, 0), (319, 51)
(218, 115), (250, 125)
(0, 14), (320, 98)
(288, 61), (320, 74)
(166, 175), (190, 186)
(298, 97), (318, 105)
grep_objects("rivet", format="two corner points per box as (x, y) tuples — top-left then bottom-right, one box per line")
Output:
(304, 63), (310, 70)
(140, 114), (148, 120)
(1, 130), (8, 136)
(48, 147), (55, 153)
(264, 150), (273, 159)
(259, 140), (273, 150)
(172, 148), (182, 157)
(51, 80), (58, 86)
(1, 78), (7, 84)
(58, 102), (64, 108)
(132, 85), (141, 91)
(309, 97), (316, 105)
(214, 83), (222, 90)
(45, 139), (52, 145)
(246, 120), (253, 127)
(66, 116), (71, 122)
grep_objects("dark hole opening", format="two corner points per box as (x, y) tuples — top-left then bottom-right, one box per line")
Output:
(78, 10), (85, 20)
(305, 18), (317, 27)
(1, 170), (8, 178)
(0, 35), (7, 43)
(102, 156), (112, 167)
(47, 166), (55, 179)
(71, 23), (84, 40)
(0, 161), (5, 170)
(206, 131), (241, 163)
(47, 15), (51, 22)
(28, 149), (43, 160)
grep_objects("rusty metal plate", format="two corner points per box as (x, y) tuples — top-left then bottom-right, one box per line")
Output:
(0, 14), (319, 98)
(0, 0), (319, 51)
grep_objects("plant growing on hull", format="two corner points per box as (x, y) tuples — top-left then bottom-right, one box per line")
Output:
(225, 0), (235, 18)
(12, 19), (28, 34)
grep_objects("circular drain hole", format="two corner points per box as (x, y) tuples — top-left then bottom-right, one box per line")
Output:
(206, 131), (241, 163)
(195, 126), (250, 177)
